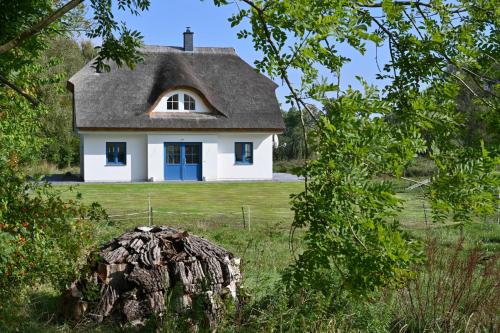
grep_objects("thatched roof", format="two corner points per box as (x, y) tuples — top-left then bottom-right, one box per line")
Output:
(68, 46), (284, 131)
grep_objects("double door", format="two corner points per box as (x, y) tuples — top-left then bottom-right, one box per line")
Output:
(164, 143), (202, 181)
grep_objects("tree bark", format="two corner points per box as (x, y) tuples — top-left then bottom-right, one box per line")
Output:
(63, 226), (241, 329)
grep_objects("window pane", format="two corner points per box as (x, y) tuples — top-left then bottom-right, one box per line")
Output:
(244, 143), (253, 163)
(192, 145), (200, 163)
(167, 94), (179, 110)
(106, 144), (115, 163)
(184, 94), (196, 111)
(116, 143), (126, 164)
(167, 145), (180, 164)
(235, 143), (243, 162)
(185, 144), (200, 164)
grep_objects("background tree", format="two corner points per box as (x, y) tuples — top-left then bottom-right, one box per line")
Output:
(275, 106), (317, 161)
(37, 36), (95, 168)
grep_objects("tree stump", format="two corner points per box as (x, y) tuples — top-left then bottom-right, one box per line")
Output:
(63, 226), (241, 328)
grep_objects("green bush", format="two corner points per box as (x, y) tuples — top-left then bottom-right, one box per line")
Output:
(233, 285), (392, 332)
(0, 165), (107, 328)
(273, 159), (304, 175)
(403, 156), (436, 178)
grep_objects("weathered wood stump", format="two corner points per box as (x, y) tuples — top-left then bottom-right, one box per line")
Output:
(63, 226), (241, 328)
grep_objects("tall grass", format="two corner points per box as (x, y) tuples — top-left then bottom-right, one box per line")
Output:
(393, 236), (500, 332)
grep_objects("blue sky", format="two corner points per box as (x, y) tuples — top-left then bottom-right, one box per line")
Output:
(84, 0), (390, 108)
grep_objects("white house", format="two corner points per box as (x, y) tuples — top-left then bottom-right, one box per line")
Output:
(68, 29), (284, 182)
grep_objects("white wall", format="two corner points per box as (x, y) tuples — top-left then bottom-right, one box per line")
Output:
(147, 133), (218, 181)
(217, 133), (273, 180)
(82, 133), (147, 182)
(80, 131), (274, 182)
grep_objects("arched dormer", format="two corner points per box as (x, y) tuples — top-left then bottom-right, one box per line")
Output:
(151, 88), (210, 113)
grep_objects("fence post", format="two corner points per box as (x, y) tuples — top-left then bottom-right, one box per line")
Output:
(148, 194), (152, 226)
(241, 206), (246, 229)
(247, 206), (251, 232)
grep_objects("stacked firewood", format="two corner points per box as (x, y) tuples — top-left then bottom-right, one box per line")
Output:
(62, 226), (241, 328)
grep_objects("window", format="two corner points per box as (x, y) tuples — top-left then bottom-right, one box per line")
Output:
(167, 94), (179, 110)
(184, 94), (196, 111)
(235, 142), (253, 165)
(152, 90), (209, 113)
(185, 144), (200, 164)
(106, 142), (126, 165)
(166, 144), (181, 164)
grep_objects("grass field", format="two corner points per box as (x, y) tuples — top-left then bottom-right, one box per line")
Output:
(59, 182), (304, 296)
(9, 180), (498, 332)
(56, 181), (499, 294)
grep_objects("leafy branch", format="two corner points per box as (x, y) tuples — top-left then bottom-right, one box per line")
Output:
(0, 0), (84, 55)
(0, 73), (39, 106)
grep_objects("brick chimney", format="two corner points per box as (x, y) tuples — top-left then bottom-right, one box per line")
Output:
(183, 27), (194, 52)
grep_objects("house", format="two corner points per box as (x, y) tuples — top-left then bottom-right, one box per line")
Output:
(68, 29), (284, 182)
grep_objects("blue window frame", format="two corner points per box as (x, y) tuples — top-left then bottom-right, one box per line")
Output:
(235, 142), (253, 165)
(106, 142), (126, 165)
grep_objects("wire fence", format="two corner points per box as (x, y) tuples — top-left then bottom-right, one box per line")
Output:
(78, 179), (499, 231)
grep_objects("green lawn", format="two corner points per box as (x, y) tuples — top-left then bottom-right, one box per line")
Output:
(14, 181), (497, 332)
(59, 182), (304, 296)
(57, 181), (499, 295)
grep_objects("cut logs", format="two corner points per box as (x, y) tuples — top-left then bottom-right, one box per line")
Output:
(63, 226), (241, 328)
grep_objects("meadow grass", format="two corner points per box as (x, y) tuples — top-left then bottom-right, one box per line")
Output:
(13, 181), (497, 332)
(58, 182), (304, 296)
(56, 181), (499, 292)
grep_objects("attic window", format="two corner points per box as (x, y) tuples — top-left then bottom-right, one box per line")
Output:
(184, 94), (196, 111)
(167, 94), (179, 110)
(152, 89), (210, 113)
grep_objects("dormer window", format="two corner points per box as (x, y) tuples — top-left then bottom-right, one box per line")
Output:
(184, 94), (196, 111)
(167, 94), (179, 110)
(151, 89), (209, 113)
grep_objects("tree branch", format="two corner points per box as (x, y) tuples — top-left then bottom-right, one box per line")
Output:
(360, 1), (432, 8)
(240, 0), (320, 127)
(0, 0), (83, 54)
(0, 73), (39, 106)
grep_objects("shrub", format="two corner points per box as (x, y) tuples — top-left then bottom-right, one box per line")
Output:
(0, 166), (107, 325)
(403, 156), (436, 178)
(273, 159), (304, 175)
(393, 236), (500, 332)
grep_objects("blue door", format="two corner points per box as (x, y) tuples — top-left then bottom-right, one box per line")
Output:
(164, 143), (202, 180)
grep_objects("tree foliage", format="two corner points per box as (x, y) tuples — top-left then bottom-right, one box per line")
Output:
(275, 107), (316, 161)
(0, 0), (148, 313)
(287, 86), (425, 294)
(0, 0), (150, 74)
(214, 0), (499, 295)
(37, 36), (95, 167)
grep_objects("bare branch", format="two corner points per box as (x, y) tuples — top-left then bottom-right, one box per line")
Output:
(349, 222), (368, 250)
(360, 1), (432, 8)
(0, 0), (83, 54)
(403, 8), (424, 40)
(0, 73), (39, 106)
(240, 0), (320, 127)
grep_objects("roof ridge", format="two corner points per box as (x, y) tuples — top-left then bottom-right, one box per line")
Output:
(140, 45), (236, 55)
